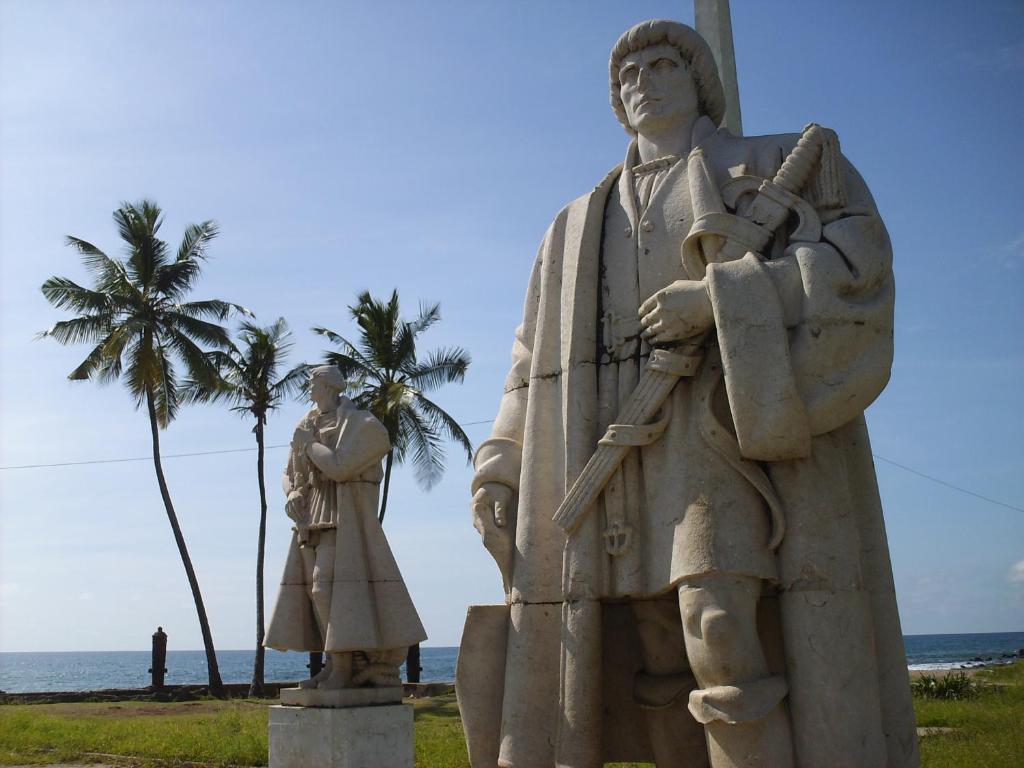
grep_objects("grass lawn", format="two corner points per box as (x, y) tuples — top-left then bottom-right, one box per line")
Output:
(914, 661), (1024, 768)
(0, 664), (1020, 767)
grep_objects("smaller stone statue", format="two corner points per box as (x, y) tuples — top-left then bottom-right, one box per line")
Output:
(265, 365), (426, 703)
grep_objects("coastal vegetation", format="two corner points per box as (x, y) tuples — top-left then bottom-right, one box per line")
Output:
(39, 201), (248, 696)
(912, 670), (980, 700)
(2, 663), (1021, 767)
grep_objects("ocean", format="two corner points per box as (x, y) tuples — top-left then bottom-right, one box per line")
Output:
(1, 633), (1021, 694)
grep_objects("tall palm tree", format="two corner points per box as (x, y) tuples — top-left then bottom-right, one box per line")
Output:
(314, 290), (473, 684)
(39, 200), (244, 695)
(313, 290), (473, 524)
(183, 318), (307, 697)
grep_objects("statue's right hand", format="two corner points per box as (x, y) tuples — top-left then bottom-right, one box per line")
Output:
(471, 482), (516, 590)
(285, 491), (307, 523)
(474, 482), (514, 528)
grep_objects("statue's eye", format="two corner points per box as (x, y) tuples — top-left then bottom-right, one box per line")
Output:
(620, 67), (638, 86)
(654, 59), (676, 73)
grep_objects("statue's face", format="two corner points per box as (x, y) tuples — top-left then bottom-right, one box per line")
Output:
(309, 377), (337, 411)
(618, 43), (698, 136)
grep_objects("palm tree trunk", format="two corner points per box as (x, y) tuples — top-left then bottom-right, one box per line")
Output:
(378, 448), (394, 524)
(146, 389), (224, 696)
(249, 418), (268, 697)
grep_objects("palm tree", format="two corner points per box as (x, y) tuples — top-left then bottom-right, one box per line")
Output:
(314, 290), (473, 524)
(183, 318), (307, 697)
(314, 290), (473, 684)
(39, 200), (244, 696)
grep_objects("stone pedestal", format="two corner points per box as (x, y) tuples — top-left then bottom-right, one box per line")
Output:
(268, 703), (414, 768)
(279, 685), (403, 708)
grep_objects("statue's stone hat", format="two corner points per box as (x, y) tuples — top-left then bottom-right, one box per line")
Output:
(610, 19), (726, 133)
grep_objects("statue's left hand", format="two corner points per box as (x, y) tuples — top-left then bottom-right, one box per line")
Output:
(292, 426), (315, 451)
(639, 279), (714, 346)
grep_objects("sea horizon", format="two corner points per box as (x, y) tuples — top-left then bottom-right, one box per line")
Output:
(1, 631), (1021, 694)
(3, 630), (1021, 656)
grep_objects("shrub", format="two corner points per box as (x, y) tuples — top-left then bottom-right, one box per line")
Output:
(912, 671), (979, 700)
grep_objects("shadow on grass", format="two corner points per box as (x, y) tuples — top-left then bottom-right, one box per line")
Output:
(413, 693), (462, 720)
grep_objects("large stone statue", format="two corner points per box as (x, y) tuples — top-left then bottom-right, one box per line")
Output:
(457, 19), (918, 768)
(265, 365), (427, 695)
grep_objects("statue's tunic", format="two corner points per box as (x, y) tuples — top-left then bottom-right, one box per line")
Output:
(589, 141), (775, 600)
(265, 400), (427, 654)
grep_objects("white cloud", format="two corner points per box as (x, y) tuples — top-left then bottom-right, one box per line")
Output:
(1009, 560), (1024, 584)
(78, 591), (95, 601)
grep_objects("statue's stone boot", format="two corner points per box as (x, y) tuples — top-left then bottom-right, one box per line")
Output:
(688, 676), (793, 768)
(318, 651), (353, 689)
(298, 659), (331, 689)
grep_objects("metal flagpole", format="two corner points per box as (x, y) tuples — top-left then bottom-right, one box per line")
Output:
(694, 0), (742, 135)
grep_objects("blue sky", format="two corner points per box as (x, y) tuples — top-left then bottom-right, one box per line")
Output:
(1, 0), (1022, 653)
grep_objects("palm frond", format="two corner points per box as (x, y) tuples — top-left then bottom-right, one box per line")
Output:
(402, 346), (470, 391)
(176, 220), (220, 262)
(392, 321), (419, 371)
(398, 407), (446, 489)
(158, 221), (221, 300)
(413, 392), (474, 462)
(124, 334), (161, 402)
(322, 351), (377, 385)
(183, 318), (306, 421)
(114, 202), (169, 289)
(40, 314), (113, 345)
(166, 329), (220, 390)
(269, 362), (310, 403)
(317, 291), (471, 494)
(311, 325), (351, 347)
(64, 237), (131, 291)
(156, 259), (203, 301)
(42, 201), (246, 433)
(316, 326), (382, 380)
(162, 310), (232, 348)
(40, 277), (112, 315)
(175, 299), (250, 322)
(92, 322), (141, 384)
(350, 290), (401, 370)
(411, 301), (441, 334)
(66, 339), (111, 381)
(152, 343), (179, 426)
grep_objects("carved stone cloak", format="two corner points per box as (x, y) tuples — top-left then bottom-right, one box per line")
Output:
(265, 403), (427, 654)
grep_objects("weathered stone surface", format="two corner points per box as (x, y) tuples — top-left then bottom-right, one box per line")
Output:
(279, 685), (402, 708)
(264, 365), (426, 693)
(268, 703), (413, 768)
(461, 16), (917, 768)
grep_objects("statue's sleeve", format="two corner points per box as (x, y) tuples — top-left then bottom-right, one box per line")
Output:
(470, 232), (548, 494)
(307, 412), (390, 482)
(706, 151), (894, 462)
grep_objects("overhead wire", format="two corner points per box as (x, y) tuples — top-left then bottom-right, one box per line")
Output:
(0, 419), (1020, 514)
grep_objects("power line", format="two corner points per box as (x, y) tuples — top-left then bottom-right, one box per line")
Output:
(872, 454), (1024, 513)
(1, 424), (1020, 515)
(0, 419), (498, 470)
